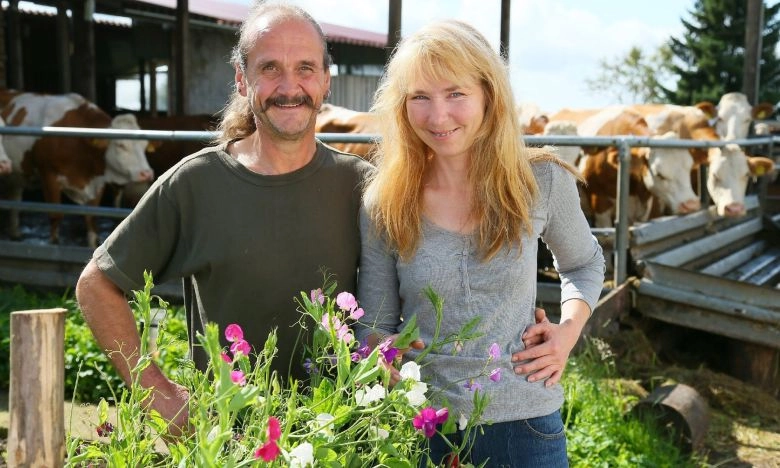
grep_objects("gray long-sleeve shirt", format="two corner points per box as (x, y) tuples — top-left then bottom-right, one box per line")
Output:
(356, 160), (605, 424)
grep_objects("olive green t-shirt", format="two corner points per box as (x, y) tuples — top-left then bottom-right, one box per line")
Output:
(93, 141), (373, 381)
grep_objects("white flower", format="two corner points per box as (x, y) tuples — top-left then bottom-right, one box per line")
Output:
(206, 426), (220, 443)
(310, 412), (335, 435)
(355, 383), (386, 406)
(369, 426), (390, 439)
(458, 413), (469, 430)
(399, 361), (421, 381)
(403, 381), (428, 407)
(288, 442), (314, 467)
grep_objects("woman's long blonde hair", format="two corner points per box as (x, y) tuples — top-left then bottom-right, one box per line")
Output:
(365, 19), (563, 261)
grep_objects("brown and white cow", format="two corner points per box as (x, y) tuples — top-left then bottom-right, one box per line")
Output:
(570, 107), (700, 227)
(1, 92), (154, 247)
(314, 103), (379, 159)
(629, 103), (775, 217)
(698, 92), (775, 141)
(0, 116), (11, 175)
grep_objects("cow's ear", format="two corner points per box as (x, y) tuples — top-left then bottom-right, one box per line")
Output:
(146, 141), (162, 153)
(694, 101), (717, 119)
(752, 102), (775, 120)
(747, 156), (775, 177)
(89, 138), (109, 149)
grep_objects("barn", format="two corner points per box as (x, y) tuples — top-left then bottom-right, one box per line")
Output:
(0, 0), (386, 115)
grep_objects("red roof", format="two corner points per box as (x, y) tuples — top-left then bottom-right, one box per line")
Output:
(137, 0), (387, 47)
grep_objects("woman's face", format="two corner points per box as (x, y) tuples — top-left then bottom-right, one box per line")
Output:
(405, 75), (486, 161)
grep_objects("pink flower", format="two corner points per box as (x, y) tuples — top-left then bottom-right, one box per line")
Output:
(96, 421), (114, 437)
(489, 342), (500, 361)
(225, 323), (243, 342)
(231, 370), (246, 386)
(336, 291), (359, 312)
(321, 314), (354, 343)
(310, 288), (325, 305)
(221, 352), (232, 363)
(230, 339), (251, 357)
(254, 440), (280, 461)
(464, 379), (483, 392)
(349, 307), (365, 320)
(489, 368), (502, 382)
(413, 407), (449, 438)
(254, 416), (282, 461)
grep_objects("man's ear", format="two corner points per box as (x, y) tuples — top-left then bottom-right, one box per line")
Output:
(235, 65), (248, 96)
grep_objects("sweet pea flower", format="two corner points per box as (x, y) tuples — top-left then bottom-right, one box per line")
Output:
(351, 340), (371, 362)
(321, 314), (354, 343)
(355, 383), (386, 406)
(458, 413), (469, 431)
(266, 416), (281, 441)
(490, 368), (502, 382)
(464, 379), (483, 392)
(288, 442), (314, 467)
(378, 338), (398, 362)
(399, 361), (421, 381)
(310, 413), (335, 435)
(403, 381), (428, 407)
(369, 426), (390, 439)
(489, 342), (501, 361)
(413, 407), (449, 438)
(95, 421), (114, 437)
(230, 339), (251, 357)
(336, 291), (359, 312)
(255, 440), (280, 462)
(231, 370), (247, 386)
(349, 307), (365, 320)
(224, 323), (243, 342)
(220, 352), (232, 363)
(310, 288), (325, 305)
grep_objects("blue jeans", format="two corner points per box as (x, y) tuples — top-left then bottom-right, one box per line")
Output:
(424, 410), (568, 467)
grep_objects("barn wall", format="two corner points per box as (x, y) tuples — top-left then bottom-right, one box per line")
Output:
(184, 27), (235, 114)
(329, 75), (380, 112)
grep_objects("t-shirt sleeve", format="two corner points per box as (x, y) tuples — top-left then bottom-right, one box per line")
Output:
(355, 206), (403, 343)
(93, 181), (182, 294)
(539, 163), (606, 313)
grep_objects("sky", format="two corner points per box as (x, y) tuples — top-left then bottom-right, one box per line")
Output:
(223, 0), (695, 113)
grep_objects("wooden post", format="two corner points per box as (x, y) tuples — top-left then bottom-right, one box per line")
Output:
(8, 308), (67, 468)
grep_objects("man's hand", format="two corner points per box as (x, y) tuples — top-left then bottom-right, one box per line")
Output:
(143, 373), (191, 438)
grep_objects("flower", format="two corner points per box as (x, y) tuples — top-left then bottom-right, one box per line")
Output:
(224, 323), (243, 342)
(255, 440), (280, 461)
(489, 368), (502, 382)
(489, 342), (500, 361)
(310, 288), (325, 305)
(403, 381), (428, 407)
(349, 307), (365, 320)
(458, 413), (469, 431)
(351, 340), (371, 362)
(412, 407), (449, 438)
(288, 442), (314, 467)
(221, 352), (231, 363)
(464, 379), (483, 392)
(378, 338), (398, 362)
(336, 291), (359, 312)
(321, 314), (354, 343)
(355, 383), (386, 406)
(231, 370), (247, 386)
(96, 421), (114, 437)
(399, 361), (421, 381)
(230, 339), (251, 357)
(254, 416), (282, 461)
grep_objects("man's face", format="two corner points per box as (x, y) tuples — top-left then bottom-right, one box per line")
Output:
(236, 18), (331, 141)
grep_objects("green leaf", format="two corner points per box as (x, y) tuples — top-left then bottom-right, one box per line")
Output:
(393, 314), (420, 349)
(97, 398), (109, 424)
(383, 458), (414, 468)
(227, 385), (261, 412)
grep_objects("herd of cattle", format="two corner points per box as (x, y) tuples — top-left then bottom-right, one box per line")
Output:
(0, 89), (777, 248)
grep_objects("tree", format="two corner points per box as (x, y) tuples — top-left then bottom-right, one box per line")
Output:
(585, 45), (675, 104)
(665, 0), (780, 104)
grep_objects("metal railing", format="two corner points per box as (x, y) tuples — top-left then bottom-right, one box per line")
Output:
(1, 125), (778, 286)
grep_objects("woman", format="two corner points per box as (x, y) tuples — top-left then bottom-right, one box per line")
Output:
(356, 20), (605, 467)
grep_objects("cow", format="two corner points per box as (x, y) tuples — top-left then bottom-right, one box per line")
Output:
(314, 103), (379, 159)
(0, 116), (11, 175)
(0, 92), (154, 248)
(628, 103), (775, 217)
(697, 92), (775, 140)
(540, 120), (581, 166)
(571, 107), (700, 227)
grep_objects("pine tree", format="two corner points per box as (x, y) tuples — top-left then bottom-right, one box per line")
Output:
(664, 0), (780, 105)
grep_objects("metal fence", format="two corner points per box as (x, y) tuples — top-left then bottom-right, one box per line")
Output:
(1, 124), (778, 287)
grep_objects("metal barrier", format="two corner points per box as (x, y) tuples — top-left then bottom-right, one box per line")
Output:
(0, 125), (778, 287)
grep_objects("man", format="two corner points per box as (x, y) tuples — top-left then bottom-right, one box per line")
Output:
(75, 3), (372, 434)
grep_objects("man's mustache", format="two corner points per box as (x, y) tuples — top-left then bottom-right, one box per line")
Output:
(260, 95), (316, 112)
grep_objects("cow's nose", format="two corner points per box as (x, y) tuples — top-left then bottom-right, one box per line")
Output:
(0, 161), (11, 175)
(137, 169), (154, 182)
(724, 202), (745, 217)
(678, 199), (701, 213)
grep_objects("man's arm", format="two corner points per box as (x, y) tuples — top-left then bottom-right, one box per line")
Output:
(76, 260), (189, 435)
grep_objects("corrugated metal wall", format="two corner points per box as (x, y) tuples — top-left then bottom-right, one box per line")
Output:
(329, 75), (381, 112)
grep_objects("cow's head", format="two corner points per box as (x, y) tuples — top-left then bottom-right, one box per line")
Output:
(542, 120), (581, 166)
(642, 132), (700, 215)
(706, 144), (774, 217)
(715, 92), (753, 140)
(0, 116), (11, 175)
(102, 113), (155, 186)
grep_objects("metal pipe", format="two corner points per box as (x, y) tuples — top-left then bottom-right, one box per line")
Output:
(613, 140), (631, 285)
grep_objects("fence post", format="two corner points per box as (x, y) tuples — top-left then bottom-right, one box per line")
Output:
(8, 308), (67, 468)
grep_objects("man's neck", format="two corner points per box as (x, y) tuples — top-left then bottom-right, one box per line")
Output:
(230, 132), (318, 175)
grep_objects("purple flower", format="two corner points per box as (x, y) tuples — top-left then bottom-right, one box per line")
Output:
(225, 323), (243, 343)
(378, 338), (398, 362)
(351, 340), (372, 362)
(96, 421), (114, 437)
(413, 407), (449, 438)
(464, 379), (483, 392)
(489, 368), (502, 382)
(310, 288), (325, 305)
(303, 358), (318, 374)
(489, 342), (500, 361)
